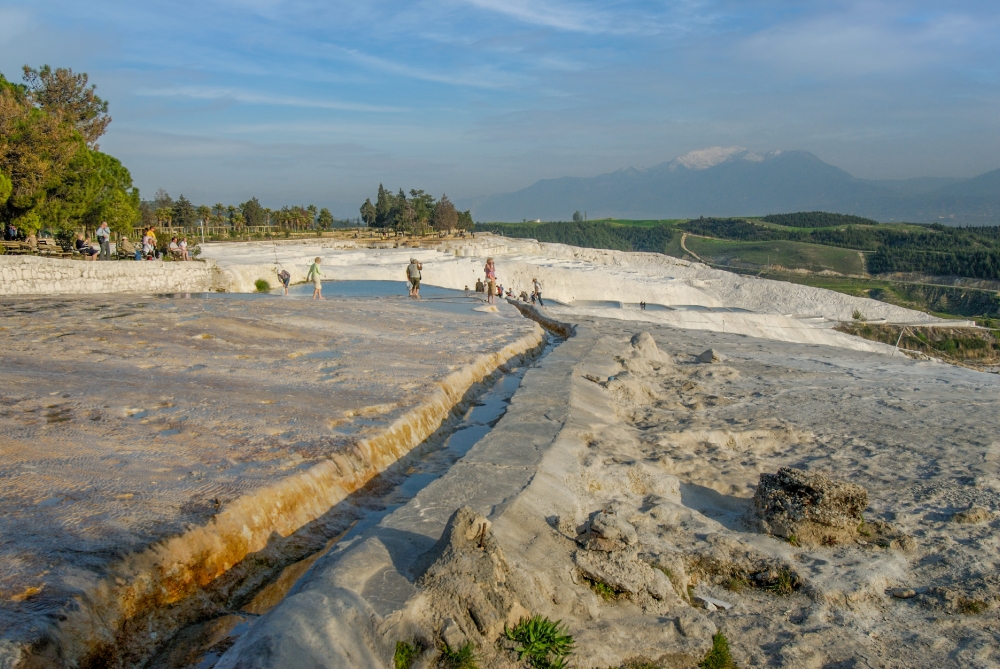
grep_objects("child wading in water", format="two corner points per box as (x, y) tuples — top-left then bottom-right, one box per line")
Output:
(307, 257), (325, 299)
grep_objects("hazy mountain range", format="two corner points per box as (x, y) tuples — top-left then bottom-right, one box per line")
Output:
(463, 147), (1000, 225)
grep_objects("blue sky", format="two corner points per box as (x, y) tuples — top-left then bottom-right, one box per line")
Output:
(2, 0), (998, 215)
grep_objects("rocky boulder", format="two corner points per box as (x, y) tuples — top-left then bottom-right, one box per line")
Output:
(579, 510), (639, 552)
(754, 467), (869, 545)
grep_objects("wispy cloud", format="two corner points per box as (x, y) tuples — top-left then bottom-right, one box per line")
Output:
(460, 0), (604, 33)
(134, 86), (407, 113)
(332, 47), (528, 90)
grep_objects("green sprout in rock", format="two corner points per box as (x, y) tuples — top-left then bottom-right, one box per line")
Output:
(504, 615), (575, 669)
(440, 641), (478, 669)
(698, 632), (736, 669)
(723, 576), (748, 593)
(957, 597), (987, 615)
(765, 569), (796, 596)
(394, 640), (421, 669)
(254, 278), (271, 292)
(584, 575), (620, 601)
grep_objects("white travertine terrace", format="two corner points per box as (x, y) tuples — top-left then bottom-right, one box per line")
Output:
(0, 293), (542, 668)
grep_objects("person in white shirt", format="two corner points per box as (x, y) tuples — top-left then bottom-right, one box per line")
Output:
(96, 221), (111, 261)
(532, 278), (544, 306)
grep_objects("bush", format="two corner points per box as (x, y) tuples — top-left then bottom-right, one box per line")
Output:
(504, 615), (575, 669)
(699, 632), (735, 669)
(439, 642), (477, 669)
(254, 278), (271, 292)
(394, 640), (421, 669)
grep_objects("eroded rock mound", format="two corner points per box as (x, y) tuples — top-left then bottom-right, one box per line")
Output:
(754, 467), (868, 545)
(579, 510), (639, 552)
(417, 507), (529, 646)
(574, 510), (685, 613)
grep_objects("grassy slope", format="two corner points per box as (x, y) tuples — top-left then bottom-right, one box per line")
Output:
(683, 237), (866, 275)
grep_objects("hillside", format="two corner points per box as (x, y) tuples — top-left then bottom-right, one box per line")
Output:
(465, 148), (1000, 225)
(479, 216), (1000, 318)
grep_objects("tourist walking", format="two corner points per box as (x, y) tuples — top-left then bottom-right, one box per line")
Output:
(307, 257), (325, 299)
(96, 221), (111, 261)
(484, 258), (497, 304)
(532, 278), (544, 306)
(406, 258), (422, 299)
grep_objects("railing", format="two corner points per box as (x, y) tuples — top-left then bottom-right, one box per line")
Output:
(131, 225), (277, 238)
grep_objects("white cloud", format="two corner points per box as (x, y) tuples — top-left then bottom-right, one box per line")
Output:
(333, 47), (527, 89)
(134, 86), (407, 113)
(740, 6), (997, 77)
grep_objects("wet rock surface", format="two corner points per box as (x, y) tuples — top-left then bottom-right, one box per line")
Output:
(0, 293), (540, 669)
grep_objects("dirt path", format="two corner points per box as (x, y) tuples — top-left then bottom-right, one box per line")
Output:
(679, 232), (706, 264)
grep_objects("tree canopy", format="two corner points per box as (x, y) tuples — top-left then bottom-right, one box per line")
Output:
(360, 186), (473, 233)
(0, 66), (136, 234)
(22, 65), (111, 149)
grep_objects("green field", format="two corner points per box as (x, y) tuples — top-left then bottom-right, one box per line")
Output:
(682, 237), (867, 275)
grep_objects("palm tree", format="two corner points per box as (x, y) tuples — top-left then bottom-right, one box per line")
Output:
(156, 207), (173, 228)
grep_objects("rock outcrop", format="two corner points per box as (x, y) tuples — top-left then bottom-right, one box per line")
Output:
(754, 467), (868, 545)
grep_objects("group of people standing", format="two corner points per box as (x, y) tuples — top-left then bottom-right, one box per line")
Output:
(472, 258), (543, 306)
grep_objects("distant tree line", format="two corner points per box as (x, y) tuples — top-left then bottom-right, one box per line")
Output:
(139, 190), (347, 232)
(761, 212), (880, 227)
(867, 246), (1000, 280)
(359, 184), (473, 234)
(479, 221), (679, 254)
(0, 65), (139, 237)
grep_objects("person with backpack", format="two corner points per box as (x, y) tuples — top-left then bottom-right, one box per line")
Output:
(277, 268), (291, 295)
(406, 258), (422, 299)
(96, 221), (111, 261)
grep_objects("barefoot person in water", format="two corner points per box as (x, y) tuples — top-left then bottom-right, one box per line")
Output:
(406, 258), (422, 299)
(307, 257), (325, 299)
(484, 258), (497, 305)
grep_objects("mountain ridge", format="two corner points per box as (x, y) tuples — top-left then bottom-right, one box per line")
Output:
(463, 148), (1000, 225)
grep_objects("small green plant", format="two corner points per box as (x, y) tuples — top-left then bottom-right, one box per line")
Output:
(439, 642), (477, 669)
(857, 521), (872, 538)
(852, 309), (866, 321)
(254, 278), (271, 292)
(583, 575), (620, 601)
(957, 597), (987, 615)
(723, 576), (748, 593)
(394, 640), (421, 669)
(504, 615), (575, 669)
(617, 659), (660, 669)
(785, 534), (800, 547)
(698, 632), (735, 669)
(765, 569), (796, 596)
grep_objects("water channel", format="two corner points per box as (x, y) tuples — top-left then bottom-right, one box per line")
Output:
(145, 282), (562, 668)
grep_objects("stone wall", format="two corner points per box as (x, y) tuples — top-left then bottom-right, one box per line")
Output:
(0, 256), (219, 295)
